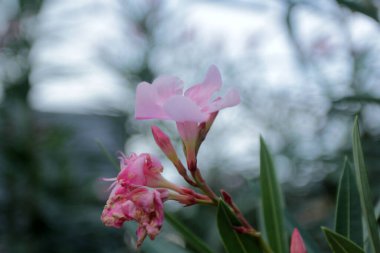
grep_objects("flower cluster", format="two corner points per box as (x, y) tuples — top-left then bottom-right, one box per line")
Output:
(101, 65), (240, 246)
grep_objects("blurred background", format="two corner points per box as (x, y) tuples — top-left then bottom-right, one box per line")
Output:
(0, 0), (379, 252)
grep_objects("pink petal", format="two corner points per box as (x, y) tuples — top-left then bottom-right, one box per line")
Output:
(136, 226), (148, 247)
(176, 122), (199, 142)
(205, 88), (240, 113)
(135, 82), (168, 120)
(152, 75), (183, 103)
(146, 225), (160, 239)
(135, 189), (155, 210)
(163, 95), (209, 122)
(135, 76), (184, 120)
(122, 200), (137, 219)
(117, 156), (147, 186)
(290, 228), (307, 253)
(109, 183), (128, 198)
(185, 65), (222, 107)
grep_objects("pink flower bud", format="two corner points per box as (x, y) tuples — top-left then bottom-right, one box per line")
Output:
(167, 192), (196, 206)
(167, 189), (212, 206)
(151, 125), (178, 162)
(234, 226), (252, 234)
(290, 228), (307, 253)
(151, 125), (196, 186)
(220, 189), (233, 206)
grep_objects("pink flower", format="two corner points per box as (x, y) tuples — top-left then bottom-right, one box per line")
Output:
(117, 153), (165, 188)
(290, 228), (307, 253)
(116, 152), (186, 193)
(135, 65), (240, 123)
(101, 185), (169, 247)
(135, 66), (240, 171)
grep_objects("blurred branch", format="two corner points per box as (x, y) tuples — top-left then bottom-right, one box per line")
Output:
(335, 0), (379, 22)
(333, 96), (380, 105)
(284, 3), (308, 67)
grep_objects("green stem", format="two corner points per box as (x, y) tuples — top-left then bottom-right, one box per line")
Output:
(195, 198), (214, 205)
(192, 170), (218, 204)
(221, 191), (273, 253)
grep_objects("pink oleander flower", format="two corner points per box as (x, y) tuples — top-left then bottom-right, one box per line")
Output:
(101, 185), (169, 247)
(117, 153), (165, 188)
(135, 65), (240, 171)
(290, 228), (307, 253)
(135, 65), (240, 123)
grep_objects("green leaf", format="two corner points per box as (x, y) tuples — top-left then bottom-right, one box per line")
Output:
(259, 137), (287, 253)
(217, 200), (262, 253)
(335, 157), (362, 246)
(165, 212), (213, 253)
(322, 227), (364, 253)
(352, 116), (380, 253)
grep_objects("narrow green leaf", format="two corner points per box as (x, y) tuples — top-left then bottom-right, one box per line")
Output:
(165, 212), (213, 253)
(352, 116), (380, 253)
(335, 157), (362, 246)
(217, 200), (262, 253)
(259, 137), (287, 253)
(322, 227), (364, 253)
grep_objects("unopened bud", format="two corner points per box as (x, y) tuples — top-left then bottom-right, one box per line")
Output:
(151, 125), (196, 185)
(151, 125), (179, 162)
(220, 189), (233, 206)
(234, 226), (251, 234)
(168, 192), (196, 206)
(290, 228), (307, 253)
(196, 111), (218, 154)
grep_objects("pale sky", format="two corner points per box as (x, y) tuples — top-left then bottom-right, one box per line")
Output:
(2, 0), (379, 183)
(26, 0), (379, 113)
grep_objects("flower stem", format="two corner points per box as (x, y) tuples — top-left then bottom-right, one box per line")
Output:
(195, 198), (214, 205)
(221, 190), (273, 253)
(192, 169), (218, 204)
(173, 161), (197, 186)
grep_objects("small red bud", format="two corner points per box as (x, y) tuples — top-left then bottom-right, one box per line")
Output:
(220, 189), (233, 206)
(234, 226), (251, 234)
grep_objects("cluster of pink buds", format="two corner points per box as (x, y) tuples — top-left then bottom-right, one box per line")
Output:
(101, 65), (240, 246)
